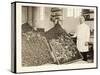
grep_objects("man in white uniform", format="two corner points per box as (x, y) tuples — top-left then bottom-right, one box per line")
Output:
(76, 16), (90, 61)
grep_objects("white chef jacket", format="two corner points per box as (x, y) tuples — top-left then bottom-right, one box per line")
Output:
(76, 23), (90, 52)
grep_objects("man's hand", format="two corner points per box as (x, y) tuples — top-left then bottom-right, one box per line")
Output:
(70, 33), (77, 38)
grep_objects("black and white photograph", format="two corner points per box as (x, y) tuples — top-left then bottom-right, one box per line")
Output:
(11, 2), (97, 73)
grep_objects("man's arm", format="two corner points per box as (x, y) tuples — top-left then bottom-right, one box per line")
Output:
(85, 26), (90, 46)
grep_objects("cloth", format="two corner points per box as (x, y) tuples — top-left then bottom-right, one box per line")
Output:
(80, 52), (87, 61)
(76, 23), (90, 52)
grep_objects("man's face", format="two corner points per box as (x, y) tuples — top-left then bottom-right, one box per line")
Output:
(80, 16), (85, 24)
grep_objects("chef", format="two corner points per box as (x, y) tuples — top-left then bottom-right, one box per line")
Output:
(75, 15), (90, 61)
